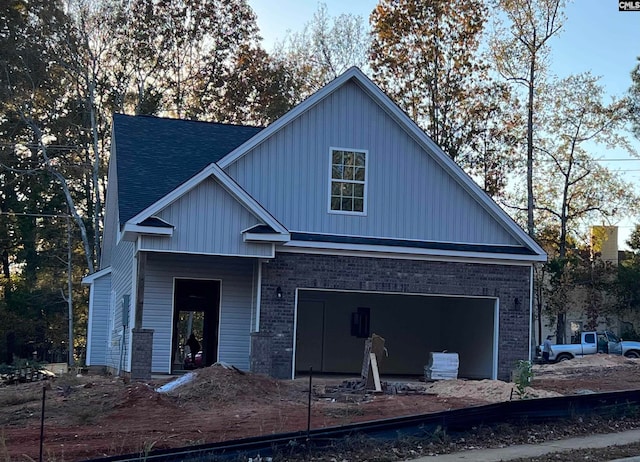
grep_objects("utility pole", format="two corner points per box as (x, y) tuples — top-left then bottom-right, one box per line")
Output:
(67, 213), (74, 367)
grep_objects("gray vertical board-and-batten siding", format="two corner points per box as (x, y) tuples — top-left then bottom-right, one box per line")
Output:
(143, 252), (256, 373)
(86, 272), (111, 366)
(140, 178), (273, 257)
(106, 240), (135, 371)
(225, 80), (518, 246)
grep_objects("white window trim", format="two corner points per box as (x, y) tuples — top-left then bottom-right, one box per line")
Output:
(327, 147), (369, 216)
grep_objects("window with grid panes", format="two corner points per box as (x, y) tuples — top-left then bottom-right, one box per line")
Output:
(330, 149), (367, 213)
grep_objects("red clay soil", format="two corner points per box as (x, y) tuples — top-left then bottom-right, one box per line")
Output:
(2, 357), (640, 461)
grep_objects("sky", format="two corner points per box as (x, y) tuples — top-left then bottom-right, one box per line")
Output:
(247, 0), (640, 248)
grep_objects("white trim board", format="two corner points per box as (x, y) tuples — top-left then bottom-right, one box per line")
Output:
(279, 240), (545, 263)
(136, 246), (276, 260)
(326, 146), (369, 216)
(81, 266), (112, 285)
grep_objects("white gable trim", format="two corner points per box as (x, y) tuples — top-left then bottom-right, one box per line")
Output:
(121, 223), (174, 241)
(125, 163), (290, 239)
(281, 240), (546, 263)
(136, 246), (276, 259)
(81, 266), (112, 285)
(217, 67), (545, 259)
(243, 233), (290, 243)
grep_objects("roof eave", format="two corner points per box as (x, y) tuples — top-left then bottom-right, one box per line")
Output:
(81, 266), (112, 285)
(121, 223), (174, 242)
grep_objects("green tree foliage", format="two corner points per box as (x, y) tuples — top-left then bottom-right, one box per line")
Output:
(370, 0), (490, 162)
(543, 250), (618, 344)
(531, 74), (638, 341)
(629, 57), (640, 139)
(614, 225), (640, 316)
(1, 0), (98, 274)
(461, 83), (524, 198)
(101, 0), (262, 120)
(213, 45), (298, 125)
(534, 74), (638, 259)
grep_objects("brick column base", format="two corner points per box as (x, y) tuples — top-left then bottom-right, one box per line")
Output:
(250, 332), (273, 376)
(131, 328), (154, 381)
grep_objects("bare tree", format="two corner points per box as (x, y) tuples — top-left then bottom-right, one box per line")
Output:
(491, 0), (566, 236)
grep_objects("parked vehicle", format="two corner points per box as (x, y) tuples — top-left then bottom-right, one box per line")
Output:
(540, 331), (640, 362)
(184, 350), (203, 369)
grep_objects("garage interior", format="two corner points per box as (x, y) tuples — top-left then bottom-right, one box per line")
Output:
(294, 289), (497, 380)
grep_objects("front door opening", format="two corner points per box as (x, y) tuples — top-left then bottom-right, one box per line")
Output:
(172, 279), (220, 372)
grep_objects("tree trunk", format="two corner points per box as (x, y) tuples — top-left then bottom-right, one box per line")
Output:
(526, 49), (536, 237)
(89, 80), (102, 266)
(556, 313), (566, 344)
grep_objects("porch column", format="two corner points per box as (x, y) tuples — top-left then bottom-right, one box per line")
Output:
(131, 251), (153, 379)
(250, 331), (273, 375)
(135, 252), (147, 328)
(131, 328), (153, 380)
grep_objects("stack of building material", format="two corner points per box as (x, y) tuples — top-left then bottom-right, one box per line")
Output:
(425, 352), (459, 380)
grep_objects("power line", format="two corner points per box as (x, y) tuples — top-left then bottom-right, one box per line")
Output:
(0, 211), (71, 218)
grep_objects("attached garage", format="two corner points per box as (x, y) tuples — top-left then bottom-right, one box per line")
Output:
(294, 289), (498, 380)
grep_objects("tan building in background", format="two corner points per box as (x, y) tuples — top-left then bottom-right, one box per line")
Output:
(591, 225), (619, 265)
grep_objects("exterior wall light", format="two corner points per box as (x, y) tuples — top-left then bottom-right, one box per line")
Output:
(276, 286), (283, 299)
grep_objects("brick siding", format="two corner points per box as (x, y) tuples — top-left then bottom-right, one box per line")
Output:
(256, 252), (531, 381)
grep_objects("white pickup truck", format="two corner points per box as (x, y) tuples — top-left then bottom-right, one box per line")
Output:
(542, 331), (640, 362)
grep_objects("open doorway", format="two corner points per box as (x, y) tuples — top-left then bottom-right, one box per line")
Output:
(172, 278), (221, 372)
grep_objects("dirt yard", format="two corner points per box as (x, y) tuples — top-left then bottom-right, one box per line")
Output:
(2, 355), (640, 461)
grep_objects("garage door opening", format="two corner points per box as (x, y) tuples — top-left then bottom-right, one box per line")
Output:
(294, 289), (497, 380)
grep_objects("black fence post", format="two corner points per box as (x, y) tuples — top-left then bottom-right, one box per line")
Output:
(39, 385), (46, 462)
(307, 367), (313, 440)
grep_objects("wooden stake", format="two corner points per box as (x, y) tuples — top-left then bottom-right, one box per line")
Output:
(369, 353), (382, 392)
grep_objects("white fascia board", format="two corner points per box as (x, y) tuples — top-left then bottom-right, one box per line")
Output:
(137, 246), (276, 259)
(281, 240), (547, 263)
(126, 163), (288, 237)
(243, 232), (291, 243)
(81, 266), (112, 285)
(121, 223), (174, 242)
(216, 65), (544, 260)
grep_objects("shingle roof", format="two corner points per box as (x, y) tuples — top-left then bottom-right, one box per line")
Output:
(137, 216), (174, 228)
(290, 233), (537, 255)
(113, 114), (263, 224)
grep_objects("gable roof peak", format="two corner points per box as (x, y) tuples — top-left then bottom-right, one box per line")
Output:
(113, 113), (263, 224)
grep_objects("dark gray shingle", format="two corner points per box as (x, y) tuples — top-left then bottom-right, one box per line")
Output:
(113, 114), (262, 224)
